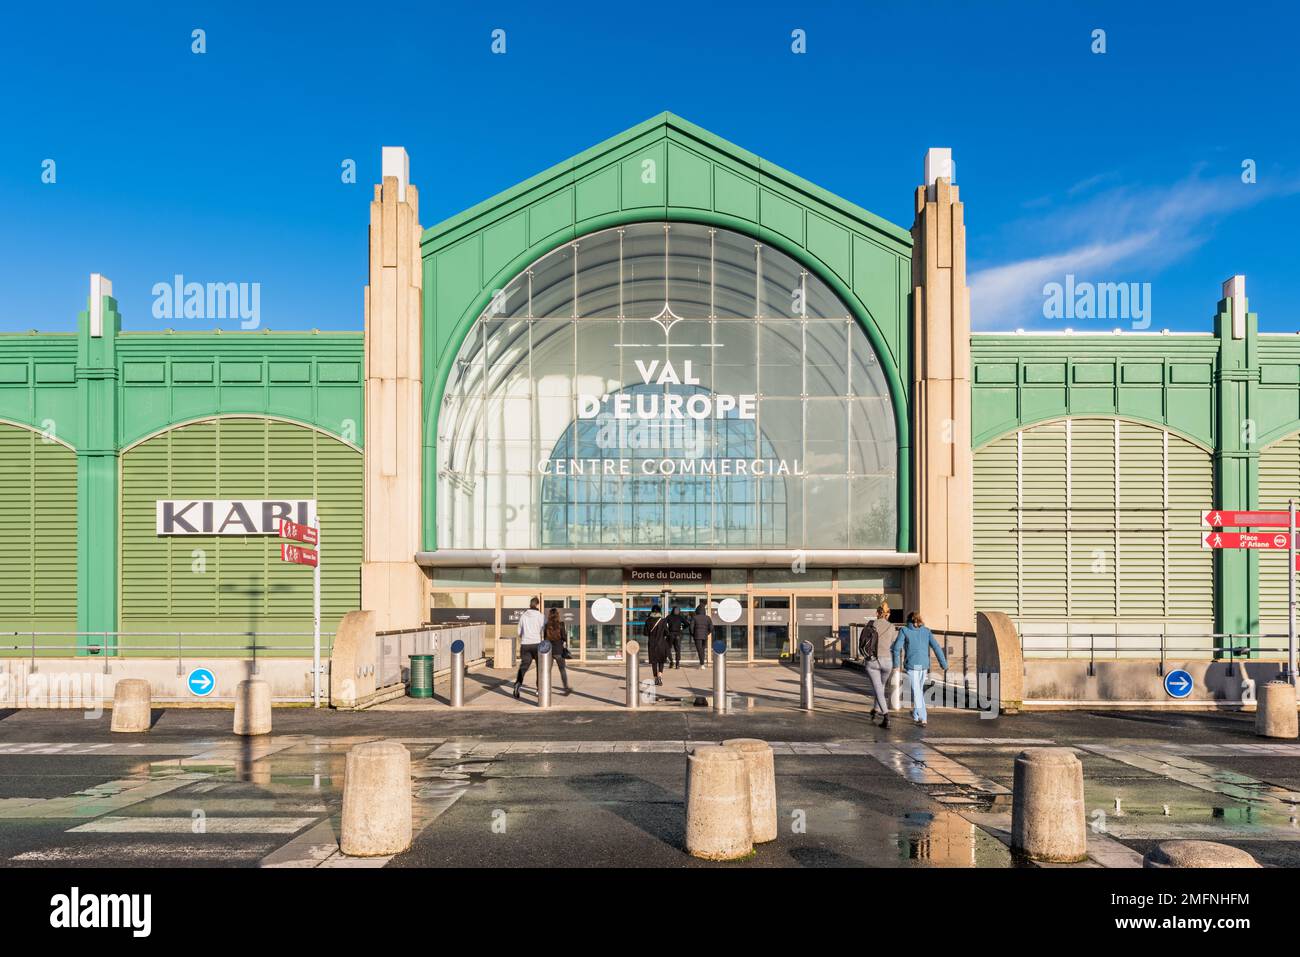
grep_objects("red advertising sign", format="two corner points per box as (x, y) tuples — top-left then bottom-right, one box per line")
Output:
(280, 543), (318, 567)
(1202, 509), (1297, 528)
(278, 518), (318, 546)
(1202, 531), (1292, 550)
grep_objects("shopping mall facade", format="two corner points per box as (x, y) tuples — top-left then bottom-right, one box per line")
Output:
(2, 114), (1296, 666)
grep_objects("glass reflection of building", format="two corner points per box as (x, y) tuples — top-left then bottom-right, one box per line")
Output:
(437, 222), (898, 551)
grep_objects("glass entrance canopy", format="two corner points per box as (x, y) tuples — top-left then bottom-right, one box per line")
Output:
(437, 222), (897, 550)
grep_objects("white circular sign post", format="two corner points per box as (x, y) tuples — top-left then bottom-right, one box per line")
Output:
(591, 597), (616, 623)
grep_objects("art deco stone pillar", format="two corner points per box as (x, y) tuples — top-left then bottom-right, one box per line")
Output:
(361, 147), (428, 629)
(908, 149), (976, 635)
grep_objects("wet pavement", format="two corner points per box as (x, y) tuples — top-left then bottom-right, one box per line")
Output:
(0, 704), (1297, 867)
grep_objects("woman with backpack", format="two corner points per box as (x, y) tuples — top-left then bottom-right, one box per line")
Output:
(890, 611), (948, 728)
(543, 607), (573, 696)
(860, 603), (896, 727)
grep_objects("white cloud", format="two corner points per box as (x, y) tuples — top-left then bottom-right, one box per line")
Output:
(969, 170), (1297, 329)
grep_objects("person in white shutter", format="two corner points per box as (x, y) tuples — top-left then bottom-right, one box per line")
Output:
(513, 596), (547, 700)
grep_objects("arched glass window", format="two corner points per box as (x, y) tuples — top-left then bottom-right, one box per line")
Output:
(438, 222), (897, 550)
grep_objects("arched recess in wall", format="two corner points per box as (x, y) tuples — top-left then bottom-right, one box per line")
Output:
(0, 419), (77, 635)
(433, 222), (900, 551)
(972, 416), (1214, 639)
(1258, 431), (1300, 629)
(118, 416), (362, 645)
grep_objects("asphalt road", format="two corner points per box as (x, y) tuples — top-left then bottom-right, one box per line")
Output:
(1, 705), (1297, 867)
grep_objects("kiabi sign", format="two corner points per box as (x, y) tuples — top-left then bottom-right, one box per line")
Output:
(156, 499), (316, 535)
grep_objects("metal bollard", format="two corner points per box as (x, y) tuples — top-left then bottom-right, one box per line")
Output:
(624, 640), (641, 709)
(537, 640), (553, 709)
(799, 639), (815, 711)
(712, 638), (728, 714)
(450, 638), (465, 708)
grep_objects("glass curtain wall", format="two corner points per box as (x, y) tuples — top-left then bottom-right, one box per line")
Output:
(438, 223), (897, 551)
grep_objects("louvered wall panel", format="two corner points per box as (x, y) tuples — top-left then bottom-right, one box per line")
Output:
(972, 433), (1019, 614)
(120, 418), (362, 652)
(973, 417), (1214, 644)
(1166, 435), (1215, 622)
(1259, 434), (1300, 627)
(0, 423), (77, 636)
(1117, 422), (1169, 619)
(1070, 420), (1117, 618)
(1019, 423), (1068, 619)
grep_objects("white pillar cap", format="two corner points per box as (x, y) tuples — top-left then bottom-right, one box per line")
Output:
(381, 146), (409, 202)
(89, 273), (112, 338)
(925, 148), (954, 186)
(1224, 274), (1247, 339)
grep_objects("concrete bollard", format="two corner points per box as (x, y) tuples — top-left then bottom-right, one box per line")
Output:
(685, 745), (753, 860)
(233, 678), (272, 736)
(1143, 840), (1260, 868)
(625, 640), (640, 708)
(798, 641), (814, 711)
(1256, 680), (1298, 739)
(712, 638), (728, 714)
(340, 741), (412, 856)
(1011, 748), (1087, 862)
(722, 738), (777, 843)
(110, 678), (152, 733)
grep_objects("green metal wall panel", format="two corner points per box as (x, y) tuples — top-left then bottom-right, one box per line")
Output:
(119, 417), (361, 653)
(973, 417), (1213, 635)
(0, 422), (77, 638)
(1258, 433), (1300, 628)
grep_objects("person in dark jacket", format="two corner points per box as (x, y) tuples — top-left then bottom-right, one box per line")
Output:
(644, 604), (669, 686)
(690, 600), (712, 668)
(664, 604), (687, 669)
(543, 607), (572, 695)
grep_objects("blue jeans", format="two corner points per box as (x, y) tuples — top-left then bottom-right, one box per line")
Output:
(907, 668), (928, 722)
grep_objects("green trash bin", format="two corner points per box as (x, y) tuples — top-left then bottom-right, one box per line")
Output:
(409, 654), (435, 698)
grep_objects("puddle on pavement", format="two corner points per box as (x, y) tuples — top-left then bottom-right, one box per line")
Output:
(891, 810), (1014, 867)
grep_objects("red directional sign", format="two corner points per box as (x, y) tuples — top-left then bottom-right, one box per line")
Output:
(1202, 509), (1297, 528)
(280, 542), (318, 567)
(278, 518), (318, 546)
(1202, 531), (1292, 550)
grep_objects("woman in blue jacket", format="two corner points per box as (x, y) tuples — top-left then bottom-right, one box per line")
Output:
(890, 612), (948, 727)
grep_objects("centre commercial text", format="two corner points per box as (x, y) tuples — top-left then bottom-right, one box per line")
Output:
(541, 357), (803, 477)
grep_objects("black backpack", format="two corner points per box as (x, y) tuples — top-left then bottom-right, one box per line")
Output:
(859, 621), (879, 659)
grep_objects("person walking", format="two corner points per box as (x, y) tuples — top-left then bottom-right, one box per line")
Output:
(543, 607), (573, 696)
(690, 599), (712, 668)
(890, 611), (948, 727)
(664, 603), (687, 669)
(512, 596), (547, 700)
(861, 603), (896, 727)
(645, 604), (669, 686)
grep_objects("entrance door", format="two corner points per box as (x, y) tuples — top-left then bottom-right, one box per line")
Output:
(626, 591), (665, 659)
(585, 593), (624, 660)
(795, 594), (836, 662)
(754, 595), (791, 659)
(710, 594), (749, 658)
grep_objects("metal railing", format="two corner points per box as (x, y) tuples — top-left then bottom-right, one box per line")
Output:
(0, 631), (334, 673)
(375, 623), (487, 689)
(1016, 630), (1291, 675)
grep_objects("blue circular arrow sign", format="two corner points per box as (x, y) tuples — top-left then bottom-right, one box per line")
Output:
(186, 667), (216, 697)
(1163, 668), (1194, 699)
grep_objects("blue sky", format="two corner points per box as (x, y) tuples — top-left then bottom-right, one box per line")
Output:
(1, 0), (1296, 334)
